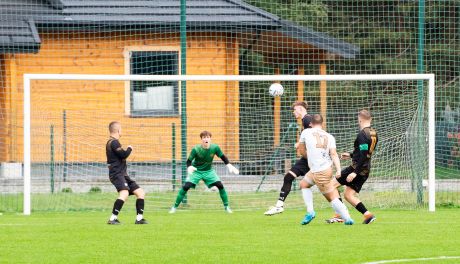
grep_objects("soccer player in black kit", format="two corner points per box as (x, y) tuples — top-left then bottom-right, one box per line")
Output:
(330, 109), (378, 224)
(106, 121), (148, 225)
(265, 101), (312, 216)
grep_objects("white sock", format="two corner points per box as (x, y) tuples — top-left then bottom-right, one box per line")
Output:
(136, 214), (143, 221)
(109, 214), (117, 221)
(275, 200), (284, 208)
(333, 204), (349, 216)
(301, 188), (314, 213)
(331, 198), (351, 221)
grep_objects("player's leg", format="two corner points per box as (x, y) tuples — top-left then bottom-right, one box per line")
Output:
(326, 166), (353, 223)
(265, 157), (309, 215)
(125, 176), (148, 224)
(132, 188), (148, 224)
(108, 190), (128, 224)
(108, 176), (129, 224)
(343, 184), (376, 224)
(264, 171), (295, 215)
(321, 184), (354, 226)
(310, 168), (353, 225)
(299, 173), (316, 225)
(300, 173), (315, 213)
(208, 181), (232, 213)
(203, 170), (232, 213)
(170, 181), (196, 213)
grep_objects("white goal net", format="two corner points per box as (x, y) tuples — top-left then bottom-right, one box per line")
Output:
(21, 74), (435, 214)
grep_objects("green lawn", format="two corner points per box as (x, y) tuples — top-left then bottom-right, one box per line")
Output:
(1, 209), (459, 263)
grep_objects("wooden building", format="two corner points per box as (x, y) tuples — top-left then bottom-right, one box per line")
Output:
(0, 0), (359, 163)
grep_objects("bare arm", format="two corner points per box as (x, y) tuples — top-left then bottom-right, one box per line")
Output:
(299, 142), (307, 159)
(330, 147), (341, 177)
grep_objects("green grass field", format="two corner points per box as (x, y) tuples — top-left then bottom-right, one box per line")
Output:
(1, 208), (459, 263)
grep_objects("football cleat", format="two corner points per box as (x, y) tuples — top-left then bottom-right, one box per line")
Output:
(363, 214), (376, 224)
(344, 219), (354, 225)
(107, 219), (121, 225)
(300, 211), (316, 225)
(169, 207), (177, 214)
(225, 206), (233, 214)
(325, 214), (344, 224)
(135, 219), (148, 224)
(264, 206), (284, 216)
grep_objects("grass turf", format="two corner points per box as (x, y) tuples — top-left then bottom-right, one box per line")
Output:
(0, 208), (459, 263)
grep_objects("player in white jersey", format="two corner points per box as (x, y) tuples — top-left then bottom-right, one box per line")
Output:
(298, 114), (354, 225)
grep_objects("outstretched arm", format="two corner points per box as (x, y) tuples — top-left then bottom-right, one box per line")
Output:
(218, 151), (239, 175)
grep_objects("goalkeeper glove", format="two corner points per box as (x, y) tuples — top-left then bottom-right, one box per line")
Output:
(187, 166), (197, 175)
(226, 164), (239, 175)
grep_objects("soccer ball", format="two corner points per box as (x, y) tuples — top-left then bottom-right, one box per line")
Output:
(269, 83), (284, 97)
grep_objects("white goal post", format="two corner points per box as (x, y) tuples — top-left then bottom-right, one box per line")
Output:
(23, 73), (436, 215)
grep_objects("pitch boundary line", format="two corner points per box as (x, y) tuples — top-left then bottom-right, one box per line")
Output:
(363, 256), (460, 264)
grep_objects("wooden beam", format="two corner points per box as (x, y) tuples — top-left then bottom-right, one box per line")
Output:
(274, 68), (281, 146)
(297, 66), (304, 101)
(319, 64), (327, 130)
(3, 54), (18, 162)
(297, 66), (304, 128)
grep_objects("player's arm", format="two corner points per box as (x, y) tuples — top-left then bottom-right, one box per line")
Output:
(298, 129), (308, 159)
(187, 148), (197, 174)
(216, 146), (239, 174)
(340, 152), (351, 160)
(298, 142), (307, 159)
(295, 128), (307, 150)
(111, 140), (132, 159)
(352, 133), (370, 175)
(330, 147), (341, 178)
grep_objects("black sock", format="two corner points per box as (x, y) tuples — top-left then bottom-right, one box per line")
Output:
(112, 199), (124, 215)
(136, 199), (145, 215)
(355, 202), (368, 215)
(278, 173), (295, 202)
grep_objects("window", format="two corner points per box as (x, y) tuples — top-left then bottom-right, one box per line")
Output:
(129, 51), (179, 117)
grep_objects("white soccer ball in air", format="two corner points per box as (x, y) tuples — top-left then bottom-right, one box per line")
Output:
(269, 83), (284, 97)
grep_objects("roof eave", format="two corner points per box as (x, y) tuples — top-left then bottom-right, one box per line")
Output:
(277, 20), (360, 59)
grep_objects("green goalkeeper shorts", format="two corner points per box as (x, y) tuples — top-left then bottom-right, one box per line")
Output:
(187, 169), (221, 187)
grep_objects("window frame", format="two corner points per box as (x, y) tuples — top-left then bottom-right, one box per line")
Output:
(123, 46), (181, 117)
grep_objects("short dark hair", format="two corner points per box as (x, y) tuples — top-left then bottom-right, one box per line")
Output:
(108, 121), (120, 133)
(200, 131), (212, 138)
(311, 114), (323, 125)
(358, 109), (372, 120)
(292, 101), (308, 111)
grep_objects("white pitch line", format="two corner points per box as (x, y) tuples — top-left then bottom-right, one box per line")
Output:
(363, 256), (460, 264)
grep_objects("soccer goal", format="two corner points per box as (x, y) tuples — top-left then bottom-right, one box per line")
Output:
(22, 73), (435, 215)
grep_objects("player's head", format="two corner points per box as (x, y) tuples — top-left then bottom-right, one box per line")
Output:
(109, 121), (121, 138)
(292, 101), (308, 119)
(358, 109), (372, 127)
(200, 130), (212, 149)
(310, 114), (323, 128)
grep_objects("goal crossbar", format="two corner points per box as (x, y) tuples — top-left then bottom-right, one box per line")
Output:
(23, 73), (436, 214)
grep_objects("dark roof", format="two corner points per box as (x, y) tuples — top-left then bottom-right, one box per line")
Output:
(278, 20), (359, 59)
(0, 0), (359, 58)
(0, 20), (40, 54)
(54, 0), (279, 27)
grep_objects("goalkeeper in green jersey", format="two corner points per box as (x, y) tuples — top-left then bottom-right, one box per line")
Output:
(169, 131), (239, 213)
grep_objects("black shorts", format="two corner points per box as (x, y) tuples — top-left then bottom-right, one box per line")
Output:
(336, 166), (369, 193)
(290, 157), (310, 177)
(110, 175), (140, 195)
